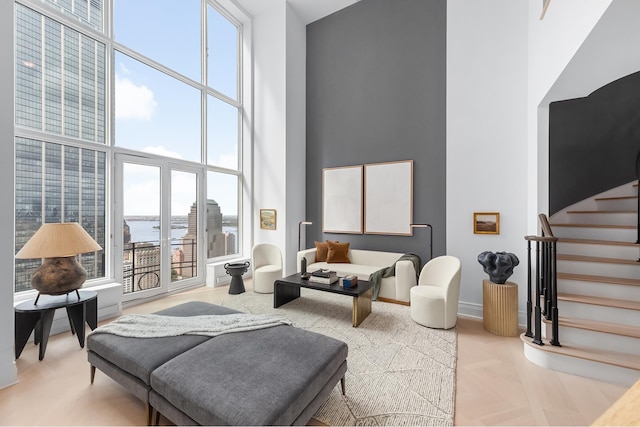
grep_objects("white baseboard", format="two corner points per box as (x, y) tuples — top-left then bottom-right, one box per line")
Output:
(457, 300), (483, 320)
(0, 359), (17, 390)
(458, 300), (528, 327)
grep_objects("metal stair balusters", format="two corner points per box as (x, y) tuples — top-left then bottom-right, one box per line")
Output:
(524, 214), (560, 347)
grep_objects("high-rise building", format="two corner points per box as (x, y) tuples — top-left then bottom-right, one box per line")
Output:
(13, 4), (107, 294)
(207, 199), (225, 258)
(123, 219), (131, 244)
(14, 139), (106, 293)
(180, 202), (198, 280)
(122, 242), (161, 293)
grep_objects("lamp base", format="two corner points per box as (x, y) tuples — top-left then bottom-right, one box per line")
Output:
(31, 256), (88, 296)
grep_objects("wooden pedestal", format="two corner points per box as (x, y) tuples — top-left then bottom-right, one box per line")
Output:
(482, 279), (519, 337)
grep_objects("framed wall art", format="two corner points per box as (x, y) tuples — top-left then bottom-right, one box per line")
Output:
(260, 209), (277, 230)
(364, 160), (413, 235)
(540, 0), (551, 19)
(474, 212), (500, 234)
(322, 165), (363, 234)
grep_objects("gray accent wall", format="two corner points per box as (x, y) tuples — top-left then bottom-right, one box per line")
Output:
(305, 0), (446, 265)
(549, 71), (640, 215)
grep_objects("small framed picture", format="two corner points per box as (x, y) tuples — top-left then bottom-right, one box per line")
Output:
(474, 212), (500, 234)
(260, 209), (277, 230)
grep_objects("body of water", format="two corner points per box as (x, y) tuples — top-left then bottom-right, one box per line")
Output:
(126, 220), (236, 243)
(126, 220), (187, 243)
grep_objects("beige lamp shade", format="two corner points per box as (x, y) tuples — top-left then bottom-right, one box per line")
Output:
(16, 222), (102, 259)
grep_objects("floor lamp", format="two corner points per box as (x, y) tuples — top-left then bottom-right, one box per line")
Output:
(298, 221), (312, 252)
(410, 223), (433, 261)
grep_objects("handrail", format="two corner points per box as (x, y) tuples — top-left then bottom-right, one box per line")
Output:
(538, 213), (554, 237)
(524, 235), (558, 242)
(524, 215), (560, 347)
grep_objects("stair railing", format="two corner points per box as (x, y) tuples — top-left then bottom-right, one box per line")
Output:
(524, 214), (560, 346)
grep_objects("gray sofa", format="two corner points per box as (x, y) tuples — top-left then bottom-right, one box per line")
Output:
(87, 301), (348, 425)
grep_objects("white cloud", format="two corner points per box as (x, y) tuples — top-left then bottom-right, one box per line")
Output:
(123, 164), (160, 216)
(118, 62), (130, 75)
(115, 74), (157, 120)
(143, 145), (184, 160)
(215, 152), (238, 169)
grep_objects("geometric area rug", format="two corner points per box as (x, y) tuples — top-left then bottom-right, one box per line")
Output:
(221, 289), (457, 426)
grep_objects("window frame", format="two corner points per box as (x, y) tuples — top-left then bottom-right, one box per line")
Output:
(13, 0), (252, 298)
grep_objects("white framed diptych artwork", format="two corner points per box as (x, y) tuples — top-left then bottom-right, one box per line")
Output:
(364, 160), (413, 236)
(322, 165), (363, 234)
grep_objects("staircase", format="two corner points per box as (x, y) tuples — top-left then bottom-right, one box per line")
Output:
(522, 181), (640, 387)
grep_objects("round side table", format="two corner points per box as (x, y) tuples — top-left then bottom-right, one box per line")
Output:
(482, 280), (519, 337)
(224, 261), (250, 294)
(14, 290), (98, 360)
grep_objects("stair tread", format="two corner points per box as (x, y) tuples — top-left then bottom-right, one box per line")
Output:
(557, 292), (640, 311)
(521, 333), (640, 371)
(553, 316), (640, 339)
(595, 195), (638, 201)
(558, 272), (640, 287)
(550, 223), (635, 229)
(557, 253), (640, 265)
(566, 210), (638, 214)
(558, 237), (639, 247)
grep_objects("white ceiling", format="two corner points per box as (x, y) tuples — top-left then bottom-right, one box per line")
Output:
(236, 0), (360, 25)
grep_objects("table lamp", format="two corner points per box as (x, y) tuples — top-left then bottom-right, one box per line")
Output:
(15, 222), (102, 303)
(410, 223), (433, 261)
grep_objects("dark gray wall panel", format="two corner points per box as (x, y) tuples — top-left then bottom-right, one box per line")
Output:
(549, 71), (640, 215)
(305, 0), (446, 264)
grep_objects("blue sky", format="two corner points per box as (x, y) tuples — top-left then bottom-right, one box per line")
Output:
(113, 0), (239, 217)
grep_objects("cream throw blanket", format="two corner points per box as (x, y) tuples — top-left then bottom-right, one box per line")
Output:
(91, 313), (292, 338)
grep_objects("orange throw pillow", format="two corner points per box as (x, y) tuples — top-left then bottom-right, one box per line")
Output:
(326, 241), (351, 263)
(314, 241), (328, 262)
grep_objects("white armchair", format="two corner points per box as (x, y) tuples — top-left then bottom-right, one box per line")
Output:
(410, 255), (462, 329)
(251, 243), (283, 294)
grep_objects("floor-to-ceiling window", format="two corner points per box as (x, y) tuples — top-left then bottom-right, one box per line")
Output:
(14, 2), (107, 293)
(13, 0), (248, 297)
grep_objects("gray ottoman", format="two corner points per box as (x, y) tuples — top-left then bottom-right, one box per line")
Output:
(87, 301), (240, 424)
(149, 325), (348, 425)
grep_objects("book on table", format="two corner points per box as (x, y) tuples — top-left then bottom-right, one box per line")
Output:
(311, 269), (336, 278)
(339, 275), (358, 288)
(309, 275), (339, 285)
(309, 269), (338, 284)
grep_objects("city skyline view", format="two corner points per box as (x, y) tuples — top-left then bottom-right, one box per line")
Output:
(13, 0), (243, 294)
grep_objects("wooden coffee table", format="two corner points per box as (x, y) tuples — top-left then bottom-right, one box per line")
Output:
(274, 273), (372, 327)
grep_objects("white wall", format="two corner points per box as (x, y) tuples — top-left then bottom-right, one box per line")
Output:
(528, 0), (640, 234)
(527, 0), (610, 231)
(0, 0), (18, 390)
(252, 3), (289, 262)
(250, 1), (307, 274)
(448, 0), (640, 323)
(447, 0), (529, 320)
(284, 4), (307, 275)
(528, 0), (612, 108)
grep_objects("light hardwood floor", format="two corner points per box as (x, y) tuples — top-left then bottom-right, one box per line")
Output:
(0, 281), (629, 426)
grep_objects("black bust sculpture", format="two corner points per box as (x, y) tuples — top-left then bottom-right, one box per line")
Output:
(477, 251), (519, 284)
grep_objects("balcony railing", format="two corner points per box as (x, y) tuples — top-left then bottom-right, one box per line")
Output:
(123, 238), (197, 294)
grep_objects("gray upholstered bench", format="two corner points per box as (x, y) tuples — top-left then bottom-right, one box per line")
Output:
(88, 301), (237, 424)
(87, 301), (348, 426)
(149, 325), (348, 425)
